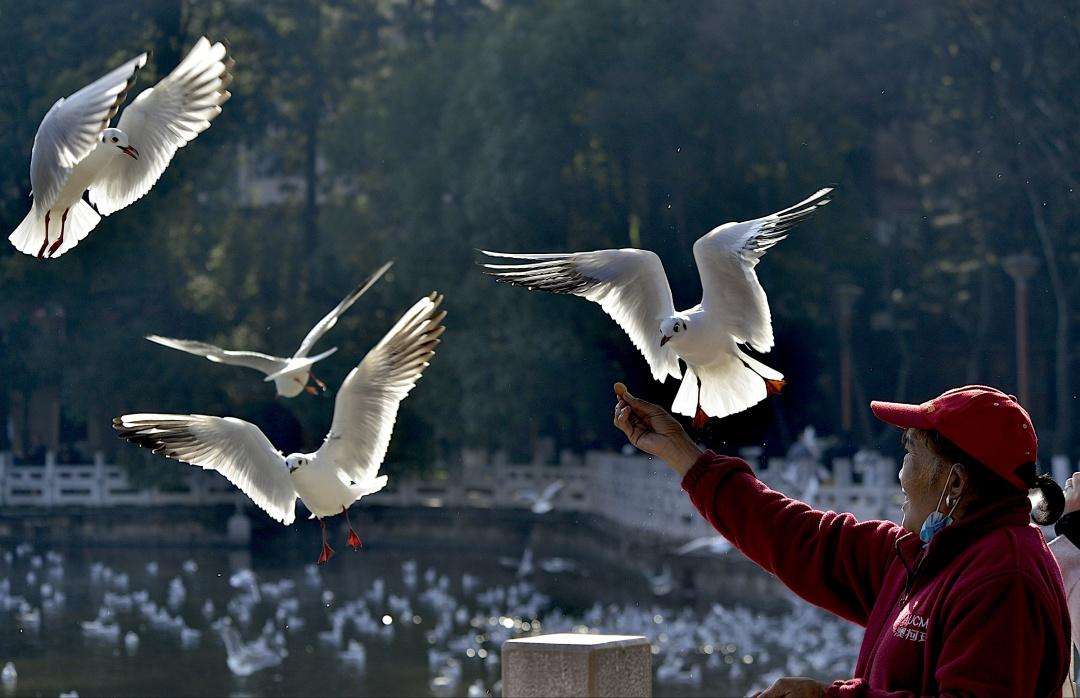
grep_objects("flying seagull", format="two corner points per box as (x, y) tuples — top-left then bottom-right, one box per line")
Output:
(115, 292), (446, 564)
(516, 480), (564, 514)
(673, 535), (733, 557)
(480, 188), (832, 423)
(9, 37), (232, 259)
(147, 261), (392, 397)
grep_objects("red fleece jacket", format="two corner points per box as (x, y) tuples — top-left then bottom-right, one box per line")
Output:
(682, 451), (1070, 697)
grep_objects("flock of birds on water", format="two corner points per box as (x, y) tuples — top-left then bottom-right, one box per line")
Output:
(8, 34), (835, 565)
(0, 540), (861, 697)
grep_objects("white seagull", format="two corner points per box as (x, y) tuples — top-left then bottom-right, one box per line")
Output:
(9, 37), (232, 259)
(673, 535), (733, 557)
(147, 261), (392, 398)
(114, 292), (446, 564)
(481, 188), (832, 423)
(516, 480), (564, 514)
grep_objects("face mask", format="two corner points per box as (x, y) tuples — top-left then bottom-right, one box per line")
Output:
(920, 465), (961, 545)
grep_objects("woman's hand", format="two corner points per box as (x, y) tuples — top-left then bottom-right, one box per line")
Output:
(612, 382), (703, 476)
(751, 676), (827, 698)
(1064, 472), (1080, 515)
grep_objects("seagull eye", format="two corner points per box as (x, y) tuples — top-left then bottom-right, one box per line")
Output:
(111, 137), (118, 143)
(674, 326), (680, 332)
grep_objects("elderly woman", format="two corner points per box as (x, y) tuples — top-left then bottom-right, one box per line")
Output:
(612, 383), (1069, 697)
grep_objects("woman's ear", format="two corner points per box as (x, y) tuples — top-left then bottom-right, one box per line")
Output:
(949, 463), (968, 500)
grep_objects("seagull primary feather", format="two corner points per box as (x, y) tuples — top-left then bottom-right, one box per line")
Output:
(115, 292), (446, 564)
(147, 261), (392, 397)
(480, 188), (832, 422)
(9, 37), (232, 259)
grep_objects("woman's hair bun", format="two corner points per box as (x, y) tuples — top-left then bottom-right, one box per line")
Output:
(1030, 472), (1065, 526)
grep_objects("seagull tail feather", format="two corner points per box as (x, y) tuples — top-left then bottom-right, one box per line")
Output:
(8, 200), (101, 258)
(8, 209), (44, 255)
(53, 200), (101, 257)
(692, 354), (771, 421)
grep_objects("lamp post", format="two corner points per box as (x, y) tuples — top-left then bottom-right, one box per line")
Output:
(834, 284), (863, 433)
(1002, 252), (1040, 407)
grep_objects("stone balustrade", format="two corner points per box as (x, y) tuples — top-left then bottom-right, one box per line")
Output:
(0, 448), (910, 541)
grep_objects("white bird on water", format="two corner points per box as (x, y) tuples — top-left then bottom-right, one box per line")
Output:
(481, 188), (832, 423)
(147, 261), (392, 398)
(9, 37), (232, 259)
(114, 292), (446, 564)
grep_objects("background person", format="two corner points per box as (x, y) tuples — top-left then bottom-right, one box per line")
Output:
(612, 382), (1069, 697)
(1049, 472), (1080, 695)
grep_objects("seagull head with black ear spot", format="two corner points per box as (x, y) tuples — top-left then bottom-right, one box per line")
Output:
(659, 315), (690, 347)
(102, 127), (138, 160)
(286, 454), (307, 474)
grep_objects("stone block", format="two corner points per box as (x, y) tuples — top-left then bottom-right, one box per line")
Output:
(502, 633), (651, 697)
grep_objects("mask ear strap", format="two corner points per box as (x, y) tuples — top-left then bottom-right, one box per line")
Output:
(935, 464), (961, 515)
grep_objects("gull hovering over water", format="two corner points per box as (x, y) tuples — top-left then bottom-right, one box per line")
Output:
(147, 261), (392, 397)
(481, 188), (832, 423)
(10, 37), (232, 258)
(115, 292), (446, 564)
(516, 480), (564, 514)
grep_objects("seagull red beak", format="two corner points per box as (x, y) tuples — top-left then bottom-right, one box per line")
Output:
(660, 335), (671, 347)
(120, 145), (139, 160)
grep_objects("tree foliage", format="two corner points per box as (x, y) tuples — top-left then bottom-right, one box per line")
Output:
(0, 0), (1077, 475)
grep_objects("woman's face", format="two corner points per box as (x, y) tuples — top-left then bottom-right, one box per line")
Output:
(898, 429), (950, 532)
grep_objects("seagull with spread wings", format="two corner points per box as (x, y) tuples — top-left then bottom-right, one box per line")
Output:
(516, 480), (564, 514)
(9, 37), (231, 258)
(115, 293), (446, 564)
(481, 188), (832, 423)
(147, 261), (392, 398)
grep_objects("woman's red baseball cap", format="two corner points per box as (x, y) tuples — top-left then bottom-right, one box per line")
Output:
(870, 385), (1037, 491)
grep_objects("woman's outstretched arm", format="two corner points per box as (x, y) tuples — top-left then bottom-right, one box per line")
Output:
(612, 383), (903, 626)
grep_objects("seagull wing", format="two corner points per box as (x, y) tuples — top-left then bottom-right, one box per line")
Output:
(540, 480), (564, 502)
(316, 294), (446, 483)
(294, 261), (393, 359)
(113, 413), (297, 525)
(692, 188), (832, 352)
(481, 249), (681, 382)
(30, 53), (147, 211)
(146, 335), (288, 376)
(88, 38), (231, 216)
(515, 489), (539, 504)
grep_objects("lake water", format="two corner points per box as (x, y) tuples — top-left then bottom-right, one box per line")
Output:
(0, 538), (862, 697)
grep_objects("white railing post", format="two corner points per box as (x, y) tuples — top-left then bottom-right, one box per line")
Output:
(833, 457), (851, 487)
(1053, 455), (1071, 485)
(227, 506), (252, 545)
(93, 452), (106, 506)
(43, 451), (56, 506)
(502, 633), (651, 697)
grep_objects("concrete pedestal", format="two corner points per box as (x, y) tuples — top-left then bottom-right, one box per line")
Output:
(502, 633), (651, 697)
